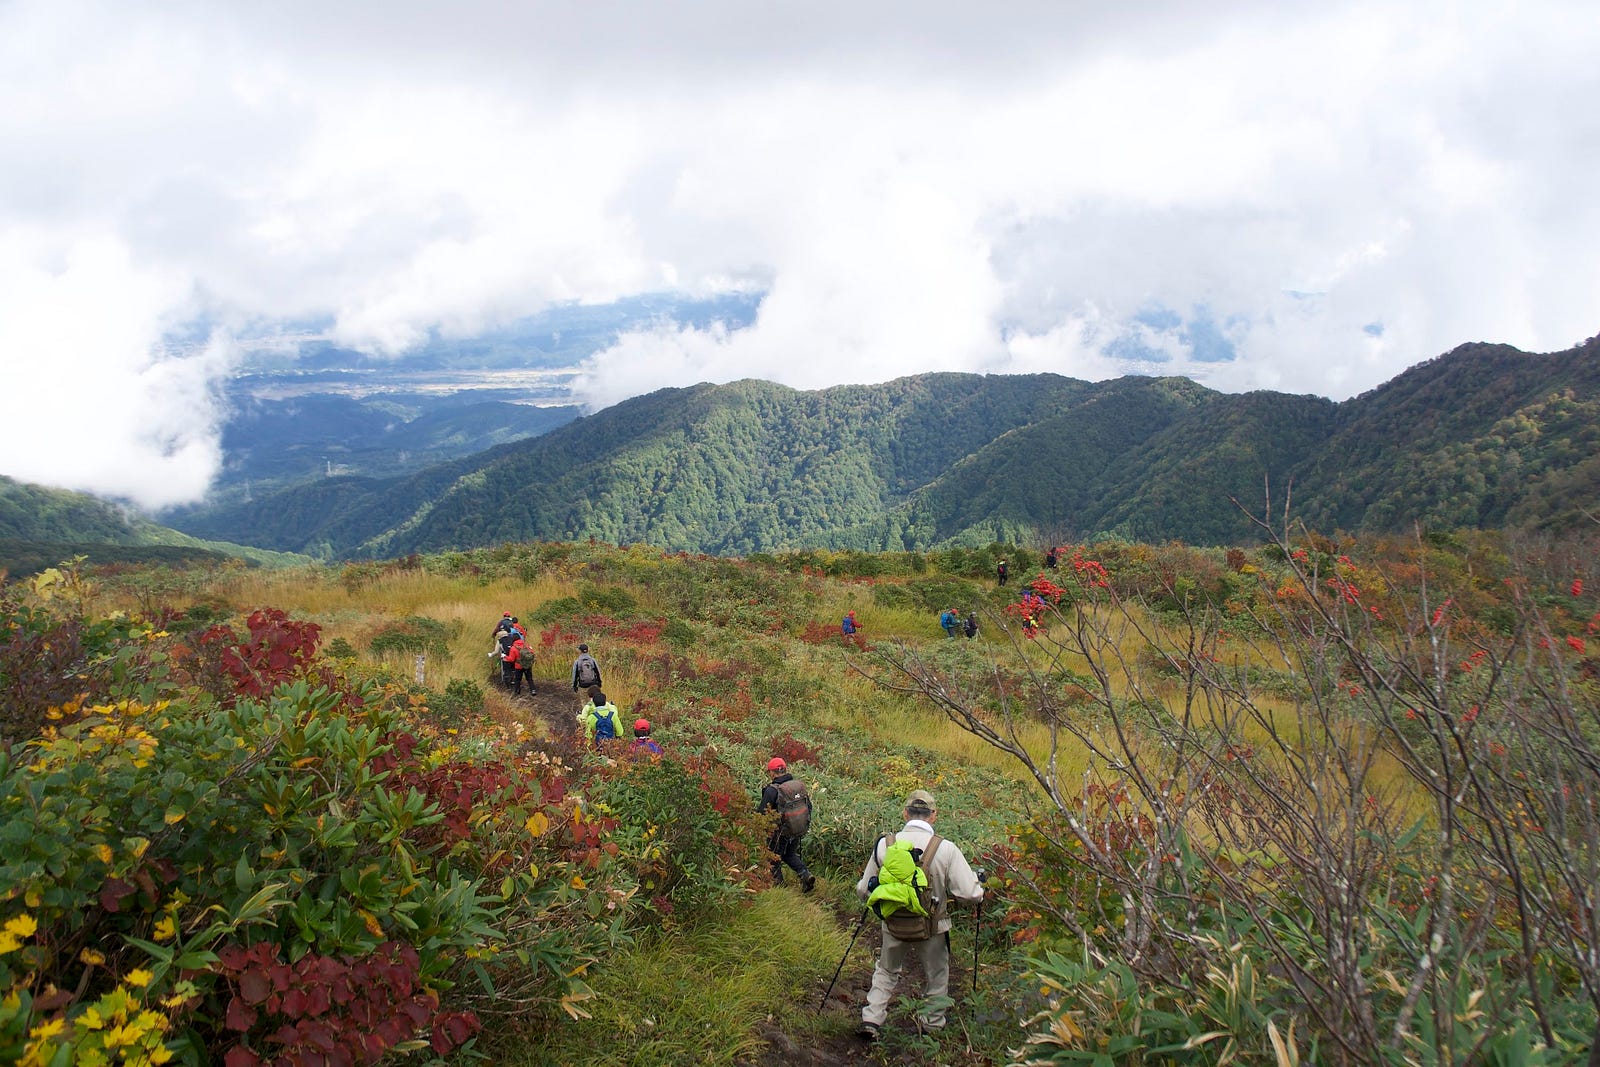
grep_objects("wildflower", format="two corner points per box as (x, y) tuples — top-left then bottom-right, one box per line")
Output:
(1573, 579), (1585, 597)
(125, 968), (153, 987)
(1567, 636), (1586, 655)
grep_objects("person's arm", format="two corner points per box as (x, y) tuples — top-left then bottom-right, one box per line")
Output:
(941, 845), (985, 904)
(757, 783), (777, 812)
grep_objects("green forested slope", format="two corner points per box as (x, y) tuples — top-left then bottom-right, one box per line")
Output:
(1293, 336), (1600, 532)
(160, 333), (1600, 557)
(0, 476), (310, 575)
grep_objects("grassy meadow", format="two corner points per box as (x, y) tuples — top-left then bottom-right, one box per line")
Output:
(3, 531), (1598, 1065)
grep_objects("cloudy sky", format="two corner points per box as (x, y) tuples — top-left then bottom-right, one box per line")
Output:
(3, 0), (1598, 510)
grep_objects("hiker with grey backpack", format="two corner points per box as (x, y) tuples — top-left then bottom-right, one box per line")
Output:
(853, 789), (984, 1041)
(758, 757), (816, 893)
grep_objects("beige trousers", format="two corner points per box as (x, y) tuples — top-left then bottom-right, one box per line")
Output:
(861, 927), (951, 1029)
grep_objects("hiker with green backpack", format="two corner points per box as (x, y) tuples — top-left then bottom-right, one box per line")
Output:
(853, 789), (984, 1042)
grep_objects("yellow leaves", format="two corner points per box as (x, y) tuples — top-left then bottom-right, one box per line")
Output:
(0, 913), (37, 954)
(359, 909), (384, 937)
(94, 843), (114, 864)
(559, 987), (595, 1020)
(152, 914), (178, 942)
(81, 948), (107, 967)
(162, 808), (186, 826)
(570, 875), (587, 890)
(27, 1017), (65, 1042)
(523, 811), (550, 836)
(79, 1005), (106, 1029)
(125, 968), (154, 987)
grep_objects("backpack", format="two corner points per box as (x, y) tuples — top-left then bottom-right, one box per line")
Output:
(592, 705), (617, 740)
(866, 834), (943, 942)
(576, 655), (600, 688)
(773, 779), (812, 840)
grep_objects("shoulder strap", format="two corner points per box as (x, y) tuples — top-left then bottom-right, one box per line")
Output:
(920, 835), (943, 870)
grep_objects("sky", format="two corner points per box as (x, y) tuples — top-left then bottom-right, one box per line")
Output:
(3, 0), (1598, 511)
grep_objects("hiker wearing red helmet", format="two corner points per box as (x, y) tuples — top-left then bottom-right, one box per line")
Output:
(630, 718), (662, 756)
(757, 757), (815, 893)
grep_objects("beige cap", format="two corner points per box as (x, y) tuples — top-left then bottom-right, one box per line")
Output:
(905, 789), (936, 811)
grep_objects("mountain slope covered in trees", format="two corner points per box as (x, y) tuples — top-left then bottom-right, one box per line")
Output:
(157, 332), (1600, 557)
(0, 476), (309, 576)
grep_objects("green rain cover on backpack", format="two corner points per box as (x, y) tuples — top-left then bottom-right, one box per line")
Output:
(866, 835), (943, 942)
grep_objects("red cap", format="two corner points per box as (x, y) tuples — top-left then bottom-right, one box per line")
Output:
(634, 718), (651, 732)
(767, 757), (787, 772)
(503, 611), (512, 617)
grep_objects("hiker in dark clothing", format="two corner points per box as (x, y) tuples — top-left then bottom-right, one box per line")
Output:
(571, 643), (603, 692)
(996, 559), (1009, 586)
(1044, 546), (1059, 570)
(964, 612), (979, 639)
(496, 627), (520, 689)
(757, 757), (815, 893)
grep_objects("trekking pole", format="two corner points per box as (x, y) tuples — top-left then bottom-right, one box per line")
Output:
(972, 869), (988, 994)
(818, 907), (873, 1012)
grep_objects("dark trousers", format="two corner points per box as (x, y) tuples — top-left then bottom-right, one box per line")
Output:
(513, 667), (533, 695)
(770, 835), (811, 882)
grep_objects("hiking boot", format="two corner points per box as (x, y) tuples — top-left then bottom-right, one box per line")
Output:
(800, 872), (816, 894)
(856, 1022), (880, 1043)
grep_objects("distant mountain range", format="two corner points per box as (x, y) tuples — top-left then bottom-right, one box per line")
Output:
(149, 332), (1598, 558)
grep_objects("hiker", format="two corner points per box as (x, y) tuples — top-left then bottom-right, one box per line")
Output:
(757, 757), (816, 893)
(842, 611), (859, 637)
(577, 686), (620, 747)
(506, 637), (535, 696)
(1044, 546), (1059, 570)
(854, 789), (984, 1041)
(496, 626), (520, 689)
(963, 612), (979, 639)
(996, 559), (1009, 586)
(630, 718), (662, 756)
(939, 608), (958, 638)
(571, 643), (603, 692)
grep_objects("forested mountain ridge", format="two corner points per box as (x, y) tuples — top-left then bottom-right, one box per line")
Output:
(159, 333), (1599, 556)
(0, 476), (310, 576)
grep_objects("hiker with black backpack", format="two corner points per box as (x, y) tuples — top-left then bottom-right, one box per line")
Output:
(571, 643), (603, 692)
(757, 757), (816, 893)
(853, 789), (984, 1042)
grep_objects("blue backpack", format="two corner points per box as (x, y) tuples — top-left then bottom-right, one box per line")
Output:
(593, 706), (618, 740)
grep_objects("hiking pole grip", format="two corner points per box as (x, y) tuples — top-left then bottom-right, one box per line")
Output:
(818, 906), (873, 1012)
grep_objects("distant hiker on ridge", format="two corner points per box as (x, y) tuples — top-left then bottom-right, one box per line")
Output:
(996, 559), (1009, 586)
(571, 643), (602, 692)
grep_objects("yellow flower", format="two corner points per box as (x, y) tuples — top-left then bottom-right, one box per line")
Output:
(124, 968), (154, 987)
(80, 948), (107, 967)
(0, 932), (21, 954)
(4, 913), (38, 938)
(79, 1005), (106, 1029)
(152, 915), (177, 942)
(28, 1018), (65, 1041)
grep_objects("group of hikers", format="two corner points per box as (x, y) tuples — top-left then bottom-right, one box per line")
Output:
(488, 600), (992, 1041)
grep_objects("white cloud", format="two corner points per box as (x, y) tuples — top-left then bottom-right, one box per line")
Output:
(0, 233), (229, 509)
(2, 0), (1598, 504)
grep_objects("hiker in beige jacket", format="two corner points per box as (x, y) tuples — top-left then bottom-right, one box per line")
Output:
(853, 789), (984, 1039)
